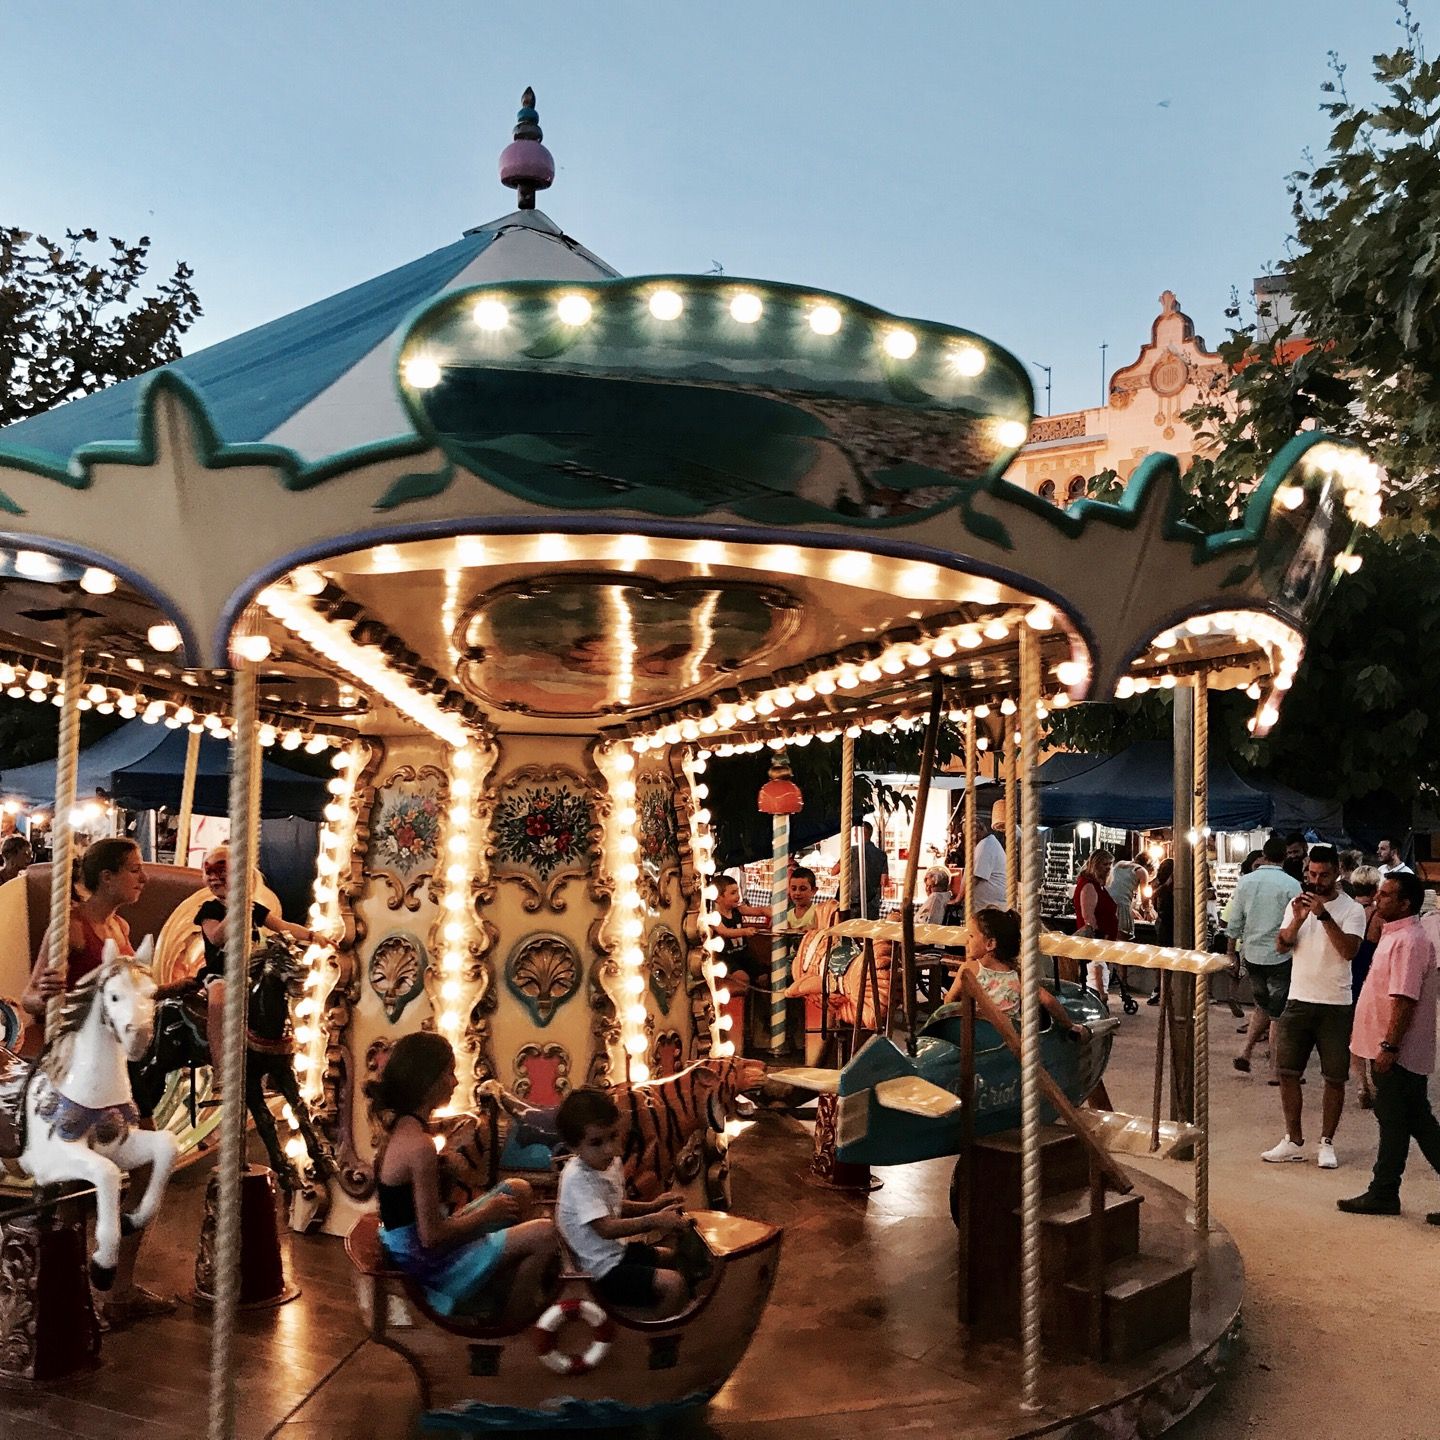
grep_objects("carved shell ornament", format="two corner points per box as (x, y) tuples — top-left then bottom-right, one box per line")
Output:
(368, 932), (427, 1023)
(504, 934), (580, 1027)
(646, 925), (685, 1013)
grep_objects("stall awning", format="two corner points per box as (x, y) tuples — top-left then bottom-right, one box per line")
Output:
(1038, 740), (1273, 832)
(1, 720), (329, 821)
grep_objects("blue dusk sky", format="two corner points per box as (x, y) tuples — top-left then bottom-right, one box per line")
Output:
(2, 1), (1427, 414)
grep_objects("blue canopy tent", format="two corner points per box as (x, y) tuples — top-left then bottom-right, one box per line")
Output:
(0, 719), (329, 821)
(1038, 740), (1273, 832)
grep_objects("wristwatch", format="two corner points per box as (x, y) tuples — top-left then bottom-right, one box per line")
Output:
(1380, 1041), (1400, 1054)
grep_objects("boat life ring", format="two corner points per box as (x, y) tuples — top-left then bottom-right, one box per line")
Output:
(531, 1298), (615, 1375)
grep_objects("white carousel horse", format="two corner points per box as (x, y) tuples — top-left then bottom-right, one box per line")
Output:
(12, 937), (179, 1288)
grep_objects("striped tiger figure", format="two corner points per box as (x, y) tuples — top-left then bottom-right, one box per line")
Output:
(611, 1055), (766, 1205)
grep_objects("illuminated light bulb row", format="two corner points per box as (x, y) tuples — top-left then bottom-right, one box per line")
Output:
(427, 287), (1001, 391)
(439, 531), (1008, 616)
(1300, 442), (1384, 527)
(682, 749), (729, 1058)
(432, 745), (478, 1092)
(296, 745), (361, 1099)
(631, 605), (1060, 754)
(12, 551), (118, 593)
(598, 745), (654, 1079)
(258, 582), (471, 746)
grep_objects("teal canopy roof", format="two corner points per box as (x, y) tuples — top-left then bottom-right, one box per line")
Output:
(0, 231), (498, 466)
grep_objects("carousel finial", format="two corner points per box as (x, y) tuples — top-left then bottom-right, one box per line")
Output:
(499, 86), (555, 211)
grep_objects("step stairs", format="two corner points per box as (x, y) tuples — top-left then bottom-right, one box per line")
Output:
(960, 1124), (1192, 1363)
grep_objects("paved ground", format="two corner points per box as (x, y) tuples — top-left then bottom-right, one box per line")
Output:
(1104, 994), (1440, 1440)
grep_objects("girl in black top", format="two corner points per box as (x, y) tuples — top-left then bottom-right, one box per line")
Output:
(197, 844), (319, 1084)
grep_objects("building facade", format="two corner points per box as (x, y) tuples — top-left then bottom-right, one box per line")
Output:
(1009, 290), (1225, 502)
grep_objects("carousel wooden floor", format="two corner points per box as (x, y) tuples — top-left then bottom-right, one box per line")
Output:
(0, 1099), (1242, 1440)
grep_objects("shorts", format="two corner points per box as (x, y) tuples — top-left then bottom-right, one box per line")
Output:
(594, 1242), (663, 1308)
(1275, 1000), (1353, 1085)
(1245, 960), (1292, 1020)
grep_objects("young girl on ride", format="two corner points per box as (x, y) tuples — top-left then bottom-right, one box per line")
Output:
(195, 844), (320, 1087)
(21, 837), (176, 1327)
(370, 1032), (556, 1320)
(941, 906), (1090, 1041)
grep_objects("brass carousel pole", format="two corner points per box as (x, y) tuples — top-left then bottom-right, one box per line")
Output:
(899, 681), (944, 1052)
(43, 614), (85, 1036)
(1004, 722), (1018, 910)
(1191, 672), (1210, 1233)
(1018, 628), (1044, 1410)
(963, 710), (977, 922)
(207, 662), (258, 1440)
(839, 735), (855, 914)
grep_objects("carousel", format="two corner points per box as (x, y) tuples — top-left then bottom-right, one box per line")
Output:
(0, 90), (1381, 1438)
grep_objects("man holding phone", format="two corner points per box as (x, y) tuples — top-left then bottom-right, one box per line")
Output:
(1263, 845), (1366, 1169)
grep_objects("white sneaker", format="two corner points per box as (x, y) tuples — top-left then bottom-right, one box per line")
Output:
(1318, 1140), (1338, 1169)
(1262, 1136), (1307, 1163)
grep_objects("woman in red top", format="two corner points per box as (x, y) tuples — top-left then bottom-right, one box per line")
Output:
(1072, 849), (1118, 1008)
(21, 836), (175, 1328)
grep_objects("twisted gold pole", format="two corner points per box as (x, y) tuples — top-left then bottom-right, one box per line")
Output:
(839, 734), (854, 912)
(44, 616), (85, 1035)
(1018, 628), (1043, 1410)
(1192, 673), (1210, 1234)
(1005, 724), (1018, 910)
(964, 710), (977, 921)
(208, 663), (258, 1440)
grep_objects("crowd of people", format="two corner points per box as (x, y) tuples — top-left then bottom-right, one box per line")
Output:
(1222, 833), (1440, 1218)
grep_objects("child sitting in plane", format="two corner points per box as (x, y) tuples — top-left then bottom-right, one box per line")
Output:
(941, 906), (1090, 1039)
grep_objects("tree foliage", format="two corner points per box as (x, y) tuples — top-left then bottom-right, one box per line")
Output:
(0, 226), (201, 426)
(1055, 6), (1440, 814)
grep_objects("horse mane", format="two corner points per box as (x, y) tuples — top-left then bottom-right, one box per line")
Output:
(38, 968), (104, 1085)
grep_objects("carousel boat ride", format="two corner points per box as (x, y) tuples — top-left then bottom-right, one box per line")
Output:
(0, 88), (1381, 1438)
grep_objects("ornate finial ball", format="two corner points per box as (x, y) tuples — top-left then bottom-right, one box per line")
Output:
(500, 85), (554, 206)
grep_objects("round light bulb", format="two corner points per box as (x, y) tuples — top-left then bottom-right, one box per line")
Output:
(556, 293), (592, 326)
(883, 328), (917, 360)
(147, 623), (182, 653)
(79, 567), (117, 595)
(473, 298), (509, 331)
(402, 355), (442, 389)
(729, 292), (763, 324)
(809, 304), (842, 336)
(649, 289), (683, 321)
(949, 344), (986, 378)
(996, 419), (1029, 449)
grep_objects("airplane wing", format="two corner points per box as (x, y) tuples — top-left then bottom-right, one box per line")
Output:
(766, 1066), (841, 1095)
(873, 1076), (963, 1119)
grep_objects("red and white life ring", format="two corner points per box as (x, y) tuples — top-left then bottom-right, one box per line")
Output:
(531, 1298), (615, 1375)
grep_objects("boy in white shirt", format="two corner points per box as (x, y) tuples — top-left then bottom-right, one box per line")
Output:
(555, 1089), (688, 1314)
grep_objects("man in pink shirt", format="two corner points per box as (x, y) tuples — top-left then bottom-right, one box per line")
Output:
(1337, 871), (1440, 1218)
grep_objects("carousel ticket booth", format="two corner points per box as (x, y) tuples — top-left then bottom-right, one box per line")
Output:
(0, 92), (1381, 1437)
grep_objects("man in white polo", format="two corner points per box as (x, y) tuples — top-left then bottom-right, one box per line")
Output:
(1263, 845), (1366, 1169)
(1376, 836), (1413, 878)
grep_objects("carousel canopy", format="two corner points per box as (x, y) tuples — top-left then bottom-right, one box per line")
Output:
(0, 718), (329, 820)
(0, 88), (1380, 751)
(0, 211), (616, 469)
(1038, 740), (1273, 832)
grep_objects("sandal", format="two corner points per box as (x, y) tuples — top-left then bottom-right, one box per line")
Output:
(1232, 1056), (1251, 1073)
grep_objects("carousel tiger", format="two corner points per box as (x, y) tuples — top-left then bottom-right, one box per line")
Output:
(467, 1054), (766, 1209)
